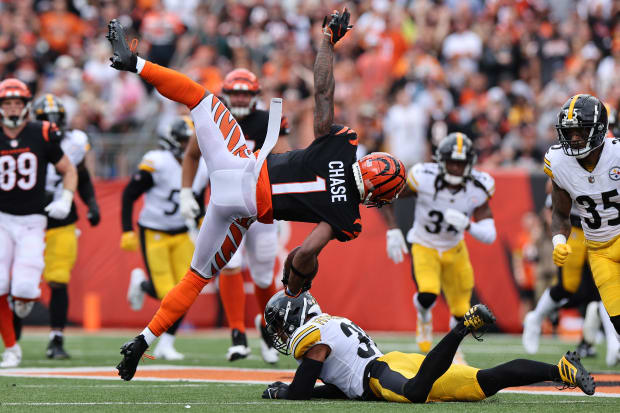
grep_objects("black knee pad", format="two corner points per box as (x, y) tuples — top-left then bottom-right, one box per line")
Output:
(549, 283), (570, 302)
(416, 293), (437, 309)
(611, 315), (620, 335)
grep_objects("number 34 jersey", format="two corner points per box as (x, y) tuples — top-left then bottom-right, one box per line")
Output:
(289, 314), (382, 399)
(407, 163), (495, 251)
(137, 149), (207, 232)
(544, 138), (620, 242)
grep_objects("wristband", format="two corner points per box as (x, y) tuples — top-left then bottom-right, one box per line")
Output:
(552, 234), (567, 249)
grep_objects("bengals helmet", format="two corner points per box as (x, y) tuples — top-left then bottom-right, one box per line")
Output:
(221, 68), (260, 118)
(160, 116), (194, 157)
(434, 132), (476, 185)
(556, 94), (608, 158)
(0, 78), (32, 128)
(33, 94), (66, 128)
(264, 290), (322, 355)
(352, 152), (406, 208)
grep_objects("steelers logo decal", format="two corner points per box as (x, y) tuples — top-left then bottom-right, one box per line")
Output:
(609, 167), (620, 181)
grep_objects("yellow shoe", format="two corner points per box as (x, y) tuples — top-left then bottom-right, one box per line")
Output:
(557, 351), (595, 395)
(416, 314), (432, 353)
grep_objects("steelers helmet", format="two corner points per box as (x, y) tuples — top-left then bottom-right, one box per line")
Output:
(434, 132), (476, 185)
(33, 94), (66, 128)
(264, 290), (322, 355)
(160, 116), (194, 157)
(556, 94), (608, 158)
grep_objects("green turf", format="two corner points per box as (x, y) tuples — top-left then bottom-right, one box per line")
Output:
(0, 330), (618, 412)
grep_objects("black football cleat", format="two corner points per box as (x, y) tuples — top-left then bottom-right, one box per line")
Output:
(46, 335), (70, 359)
(116, 334), (148, 381)
(106, 19), (137, 72)
(557, 351), (596, 396)
(463, 304), (496, 341)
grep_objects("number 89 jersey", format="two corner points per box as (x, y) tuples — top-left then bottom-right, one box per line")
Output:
(289, 314), (382, 399)
(544, 139), (620, 242)
(407, 163), (494, 251)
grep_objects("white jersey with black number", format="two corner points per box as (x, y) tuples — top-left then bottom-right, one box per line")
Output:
(45, 129), (89, 200)
(137, 149), (207, 231)
(544, 138), (620, 242)
(288, 314), (382, 399)
(406, 162), (495, 251)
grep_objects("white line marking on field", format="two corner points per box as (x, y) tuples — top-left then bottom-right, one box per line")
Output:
(501, 390), (620, 398)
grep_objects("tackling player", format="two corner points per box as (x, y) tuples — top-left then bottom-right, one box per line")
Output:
(108, 10), (407, 380)
(33, 94), (101, 359)
(0, 79), (77, 368)
(545, 94), (620, 365)
(381, 132), (496, 358)
(181, 68), (289, 363)
(260, 290), (594, 401)
(121, 116), (205, 360)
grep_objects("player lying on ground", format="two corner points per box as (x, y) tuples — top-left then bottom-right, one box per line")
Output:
(107, 9), (406, 381)
(261, 291), (595, 401)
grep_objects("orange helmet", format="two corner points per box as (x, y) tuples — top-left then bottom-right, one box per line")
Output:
(0, 78), (32, 128)
(221, 68), (260, 118)
(352, 152), (406, 208)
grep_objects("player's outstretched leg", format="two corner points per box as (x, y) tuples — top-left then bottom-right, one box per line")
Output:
(403, 304), (496, 402)
(116, 335), (149, 381)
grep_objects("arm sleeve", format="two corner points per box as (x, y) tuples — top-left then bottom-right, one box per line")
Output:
(286, 358), (324, 400)
(311, 384), (347, 399)
(468, 218), (496, 244)
(44, 122), (65, 164)
(121, 170), (154, 232)
(76, 161), (96, 206)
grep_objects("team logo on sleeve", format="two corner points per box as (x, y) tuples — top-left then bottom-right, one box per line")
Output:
(609, 166), (620, 181)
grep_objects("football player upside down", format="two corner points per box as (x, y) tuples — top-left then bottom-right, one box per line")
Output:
(107, 9), (407, 381)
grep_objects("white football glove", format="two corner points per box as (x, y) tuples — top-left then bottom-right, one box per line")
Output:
(444, 208), (470, 232)
(386, 228), (408, 264)
(180, 187), (200, 220)
(45, 189), (73, 219)
(185, 218), (199, 244)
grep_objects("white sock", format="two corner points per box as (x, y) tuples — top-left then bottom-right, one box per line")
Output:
(136, 57), (146, 74)
(414, 293), (434, 323)
(49, 330), (63, 340)
(141, 327), (158, 346)
(599, 301), (620, 343)
(157, 332), (175, 348)
(532, 288), (562, 319)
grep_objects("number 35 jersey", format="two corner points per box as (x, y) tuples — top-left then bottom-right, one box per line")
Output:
(407, 163), (495, 251)
(137, 149), (207, 231)
(544, 139), (620, 242)
(289, 314), (382, 399)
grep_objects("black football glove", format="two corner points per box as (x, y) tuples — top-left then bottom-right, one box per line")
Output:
(262, 381), (290, 399)
(87, 199), (100, 226)
(322, 8), (353, 45)
(106, 19), (138, 72)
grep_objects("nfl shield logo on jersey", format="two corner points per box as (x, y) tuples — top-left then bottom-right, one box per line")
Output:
(609, 166), (620, 181)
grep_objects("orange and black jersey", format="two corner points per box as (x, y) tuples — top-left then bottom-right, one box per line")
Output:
(239, 108), (289, 152)
(0, 121), (64, 215)
(266, 124), (361, 242)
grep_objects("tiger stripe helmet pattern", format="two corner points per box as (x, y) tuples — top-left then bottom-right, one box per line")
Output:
(352, 152), (406, 208)
(221, 68), (260, 118)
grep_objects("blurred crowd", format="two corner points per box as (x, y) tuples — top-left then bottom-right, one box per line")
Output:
(0, 0), (619, 175)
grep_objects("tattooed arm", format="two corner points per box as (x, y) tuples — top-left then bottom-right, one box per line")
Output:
(313, 35), (335, 139)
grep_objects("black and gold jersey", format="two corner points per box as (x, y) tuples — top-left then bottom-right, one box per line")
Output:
(0, 121), (64, 215)
(266, 124), (361, 242)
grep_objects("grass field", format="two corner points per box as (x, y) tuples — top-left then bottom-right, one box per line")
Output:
(1, 329), (618, 412)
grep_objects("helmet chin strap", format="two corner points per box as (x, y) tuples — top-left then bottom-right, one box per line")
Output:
(352, 162), (369, 204)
